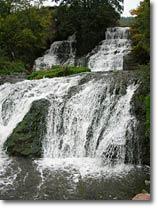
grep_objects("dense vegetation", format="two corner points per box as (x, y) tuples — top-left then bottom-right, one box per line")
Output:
(28, 66), (90, 80)
(130, 0), (150, 139)
(0, 58), (25, 75)
(52, 0), (123, 56)
(119, 17), (134, 27)
(0, 0), (54, 70)
(130, 0), (150, 64)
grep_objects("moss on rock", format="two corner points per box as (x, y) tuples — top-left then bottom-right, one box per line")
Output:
(4, 99), (50, 157)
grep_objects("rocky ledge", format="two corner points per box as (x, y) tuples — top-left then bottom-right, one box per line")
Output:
(0, 74), (27, 85)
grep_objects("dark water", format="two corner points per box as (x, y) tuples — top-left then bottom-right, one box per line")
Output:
(0, 157), (150, 200)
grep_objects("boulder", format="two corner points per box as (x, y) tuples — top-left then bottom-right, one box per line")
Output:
(132, 193), (150, 201)
(4, 99), (50, 157)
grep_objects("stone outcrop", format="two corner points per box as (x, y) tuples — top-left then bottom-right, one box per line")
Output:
(132, 193), (150, 201)
(123, 54), (137, 71)
(0, 74), (26, 85)
(4, 99), (50, 157)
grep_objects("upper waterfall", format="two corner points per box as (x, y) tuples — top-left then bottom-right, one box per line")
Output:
(88, 27), (131, 72)
(34, 34), (76, 71)
(34, 27), (131, 72)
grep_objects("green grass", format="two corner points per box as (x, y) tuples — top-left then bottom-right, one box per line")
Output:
(27, 66), (91, 80)
(0, 59), (26, 75)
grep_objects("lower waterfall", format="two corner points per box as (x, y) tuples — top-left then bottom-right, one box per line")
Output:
(0, 73), (137, 168)
(0, 73), (150, 200)
(0, 74), (137, 162)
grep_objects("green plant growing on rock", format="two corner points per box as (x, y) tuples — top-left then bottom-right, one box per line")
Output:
(27, 66), (91, 80)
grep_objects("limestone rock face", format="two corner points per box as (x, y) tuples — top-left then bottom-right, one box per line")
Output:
(4, 99), (50, 157)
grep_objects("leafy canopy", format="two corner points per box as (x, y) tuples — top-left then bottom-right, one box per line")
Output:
(52, 0), (124, 56)
(130, 0), (150, 64)
(0, 0), (54, 66)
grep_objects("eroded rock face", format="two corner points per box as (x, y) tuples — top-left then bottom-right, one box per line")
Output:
(4, 99), (50, 157)
(0, 74), (26, 85)
(126, 68), (150, 165)
(123, 54), (137, 71)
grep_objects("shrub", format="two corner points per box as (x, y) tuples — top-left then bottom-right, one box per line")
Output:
(27, 66), (90, 80)
(0, 58), (26, 75)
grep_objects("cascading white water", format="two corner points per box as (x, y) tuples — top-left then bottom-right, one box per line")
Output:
(43, 80), (137, 162)
(34, 34), (76, 71)
(88, 27), (131, 72)
(0, 24), (150, 199)
(0, 74), (138, 178)
(34, 27), (131, 72)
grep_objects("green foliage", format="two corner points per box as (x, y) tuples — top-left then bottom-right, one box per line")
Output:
(0, 0), (54, 67)
(53, 0), (123, 56)
(27, 66), (90, 80)
(0, 58), (25, 75)
(0, 0), (124, 71)
(119, 17), (134, 27)
(133, 64), (150, 139)
(130, 0), (150, 64)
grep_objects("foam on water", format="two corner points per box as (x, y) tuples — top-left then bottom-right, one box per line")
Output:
(88, 27), (131, 71)
(0, 74), (138, 182)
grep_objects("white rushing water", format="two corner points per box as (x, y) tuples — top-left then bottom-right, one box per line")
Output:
(88, 27), (131, 72)
(35, 34), (76, 71)
(34, 27), (131, 72)
(0, 74), (138, 179)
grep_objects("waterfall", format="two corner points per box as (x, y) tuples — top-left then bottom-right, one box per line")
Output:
(34, 34), (76, 71)
(0, 25), (150, 199)
(34, 27), (131, 72)
(0, 74), (139, 171)
(43, 81), (137, 164)
(87, 27), (131, 72)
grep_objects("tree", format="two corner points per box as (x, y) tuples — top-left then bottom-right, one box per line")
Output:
(52, 0), (124, 56)
(0, 0), (54, 66)
(130, 0), (150, 64)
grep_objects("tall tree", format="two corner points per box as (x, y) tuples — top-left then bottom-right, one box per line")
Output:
(130, 0), (150, 64)
(52, 0), (123, 56)
(0, 0), (54, 66)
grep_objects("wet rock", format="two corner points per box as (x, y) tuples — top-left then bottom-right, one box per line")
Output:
(4, 99), (50, 157)
(125, 67), (150, 166)
(123, 54), (137, 71)
(0, 74), (26, 85)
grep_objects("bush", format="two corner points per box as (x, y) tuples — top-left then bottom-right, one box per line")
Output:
(27, 66), (90, 80)
(0, 58), (26, 75)
(119, 17), (134, 27)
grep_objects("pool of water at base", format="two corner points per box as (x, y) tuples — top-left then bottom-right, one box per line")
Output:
(0, 157), (150, 200)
